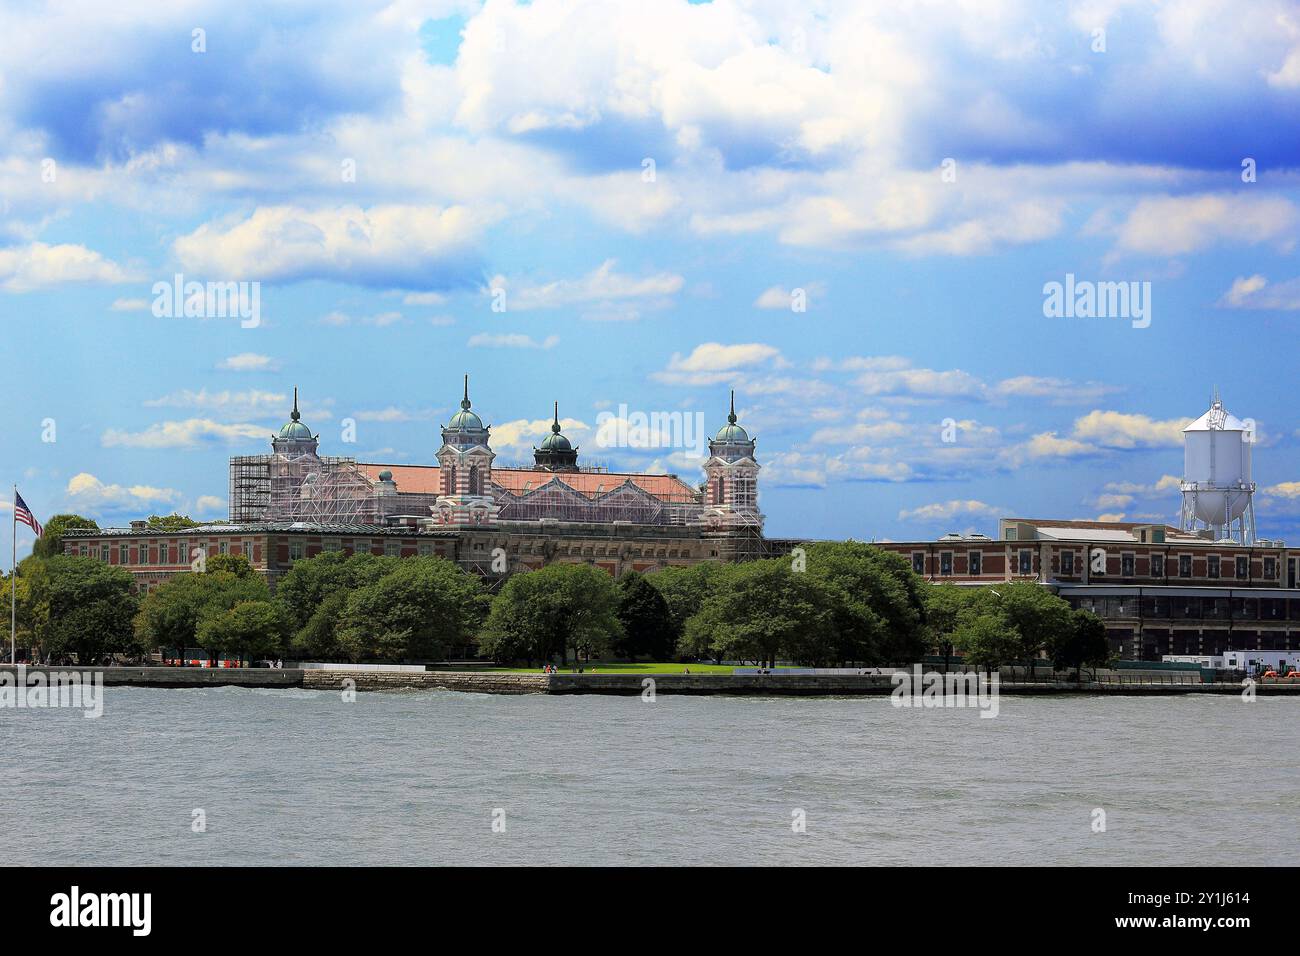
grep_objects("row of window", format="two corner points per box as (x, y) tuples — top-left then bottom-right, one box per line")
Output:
(912, 549), (1280, 581)
(1069, 595), (1300, 622)
(78, 540), (249, 565)
(287, 539), (437, 561)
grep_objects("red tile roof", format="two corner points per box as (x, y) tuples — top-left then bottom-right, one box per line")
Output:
(358, 463), (698, 503)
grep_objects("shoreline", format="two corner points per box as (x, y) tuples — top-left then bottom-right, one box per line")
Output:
(3, 665), (1299, 696)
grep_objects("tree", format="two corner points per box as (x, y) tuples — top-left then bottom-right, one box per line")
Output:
(291, 591), (351, 661)
(134, 570), (271, 661)
(31, 514), (99, 560)
(274, 551), (400, 631)
(205, 553), (254, 578)
(992, 582), (1076, 677)
(147, 514), (201, 532)
(1049, 609), (1112, 682)
(951, 613), (1019, 675)
(802, 541), (929, 663)
(924, 584), (971, 672)
(480, 563), (622, 665)
(335, 557), (487, 662)
(197, 601), (289, 663)
(23, 555), (142, 663)
(645, 562), (726, 660)
(613, 571), (675, 660)
(683, 559), (838, 668)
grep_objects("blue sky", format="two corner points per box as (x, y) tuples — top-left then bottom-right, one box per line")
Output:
(3, 0), (1300, 556)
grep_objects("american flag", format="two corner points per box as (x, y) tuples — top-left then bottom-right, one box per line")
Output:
(14, 491), (42, 537)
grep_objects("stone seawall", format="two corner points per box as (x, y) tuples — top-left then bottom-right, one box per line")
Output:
(299, 670), (549, 694)
(4, 665), (1297, 696)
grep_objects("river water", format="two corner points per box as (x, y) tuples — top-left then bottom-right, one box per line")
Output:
(3, 687), (1296, 866)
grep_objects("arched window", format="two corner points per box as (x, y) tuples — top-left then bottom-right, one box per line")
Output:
(711, 477), (724, 505)
(468, 464), (480, 495)
(445, 464), (457, 496)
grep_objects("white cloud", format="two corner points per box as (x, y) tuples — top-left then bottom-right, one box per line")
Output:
(66, 472), (182, 509)
(174, 204), (492, 288)
(653, 342), (784, 385)
(101, 419), (270, 449)
(109, 297), (149, 312)
(754, 282), (821, 310)
(143, 389), (290, 420)
(1218, 274), (1300, 310)
(467, 332), (560, 349)
(0, 242), (132, 291)
(217, 353), (278, 372)
(1113, 194), (1298, 257)
(195, 495), (227, 514)
(1069, 410), (1187, 449)
(898, 499), (1001, 522)
(488, 259), (683, 312)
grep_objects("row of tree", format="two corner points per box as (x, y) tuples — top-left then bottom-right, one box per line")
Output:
(7, 515), (1111, 672)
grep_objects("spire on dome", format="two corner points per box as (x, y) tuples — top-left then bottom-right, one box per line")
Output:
(462, 373), (471, 410)
(291, 386), (300, 421)
(552, 400), (561, 433)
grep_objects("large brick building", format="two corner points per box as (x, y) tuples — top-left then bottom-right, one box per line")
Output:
(874, 518), (1300, 660)
(64, 381), (784, 592)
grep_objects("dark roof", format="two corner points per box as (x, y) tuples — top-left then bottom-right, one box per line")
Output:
(63, 523), (462, 538)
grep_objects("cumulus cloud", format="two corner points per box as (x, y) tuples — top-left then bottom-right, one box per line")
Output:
(174, 204), (491, 289)
(101, 419), (270, 449)
(653, 342), (784, 385)
(65, 472), (182, 509)
(0, 242), (132, 291)
(143, 389), (292, 420)
(1069, 410), (1188, 449)
(1112, 194), (1298, 257)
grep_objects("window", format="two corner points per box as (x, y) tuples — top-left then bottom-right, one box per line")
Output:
(418, 541), (434, 557)
(289, 541), (304, 561)
(1235, 556), (1248, 580)
(733, 478), (756, 507)
(969, 551), (982, 576)
(119, 544), (128, 564)
(1018, 550), (1032, 575)
(385, 540), (399, 556)
(468, 464), (480, 495)
(219, 540), (228, 555)
(912, 553), (925, 575)
(324, 538), (340, 552)
(1264, 556), (1276, 580)
(1151, 553), (1164, 578)
(1122, 553), (1135, 577)
(101, 544), (110, 562)
(940, 552), (953, 576)
(1207, 555), (1220, 579)
(1061, 551), (1074, 576)
(1179, 554), (1192, 578)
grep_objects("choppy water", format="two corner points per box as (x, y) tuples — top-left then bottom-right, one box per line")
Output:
(3, 687), (1296, 865)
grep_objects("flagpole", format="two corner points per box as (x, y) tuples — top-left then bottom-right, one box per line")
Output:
(11, 483), (16, 666)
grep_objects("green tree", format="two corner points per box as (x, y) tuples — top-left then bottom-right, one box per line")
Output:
(134, 570), (270, 661)
(992, 582), (1076, 677)
(923, 583), (972, 671)
(291, 591), (351, 661)
(146, 514), (201, 531)
(613, 571), (675, 660)
(802, 541), (929, 663)
(197, 600), (289, 663)
(335, 557), (487, 662)
(480, 563), (622, 665)
(951, 613), (1019, 674)
(645, 562), (726, 659)
(23, 555), (142, 663)
(31, 514), (99, 559)
(683, 559), (838, 668)
(275, 551), (400, 631)
(1049, 609), (1112, 682)
(205, 553), (254, 577)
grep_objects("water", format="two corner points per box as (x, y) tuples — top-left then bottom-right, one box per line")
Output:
(3, 687), (1296, 865)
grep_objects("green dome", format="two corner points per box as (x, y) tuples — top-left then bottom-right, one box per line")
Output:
(540, 429), (572, 451)
(276, 388), (314, 441)
(378, 469), (393, 481)
(448, 407), (484, 430)
(714, 422), (750, 442)
(446, 374), (486, 432)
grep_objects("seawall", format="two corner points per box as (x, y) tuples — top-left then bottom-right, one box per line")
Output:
(4, 665), (1300, 696)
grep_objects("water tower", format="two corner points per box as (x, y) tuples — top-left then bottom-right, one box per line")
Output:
(1179, 388), (1256, 544)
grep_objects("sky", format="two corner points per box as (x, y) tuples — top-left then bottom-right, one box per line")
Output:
(2, 0), (1300, 558)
